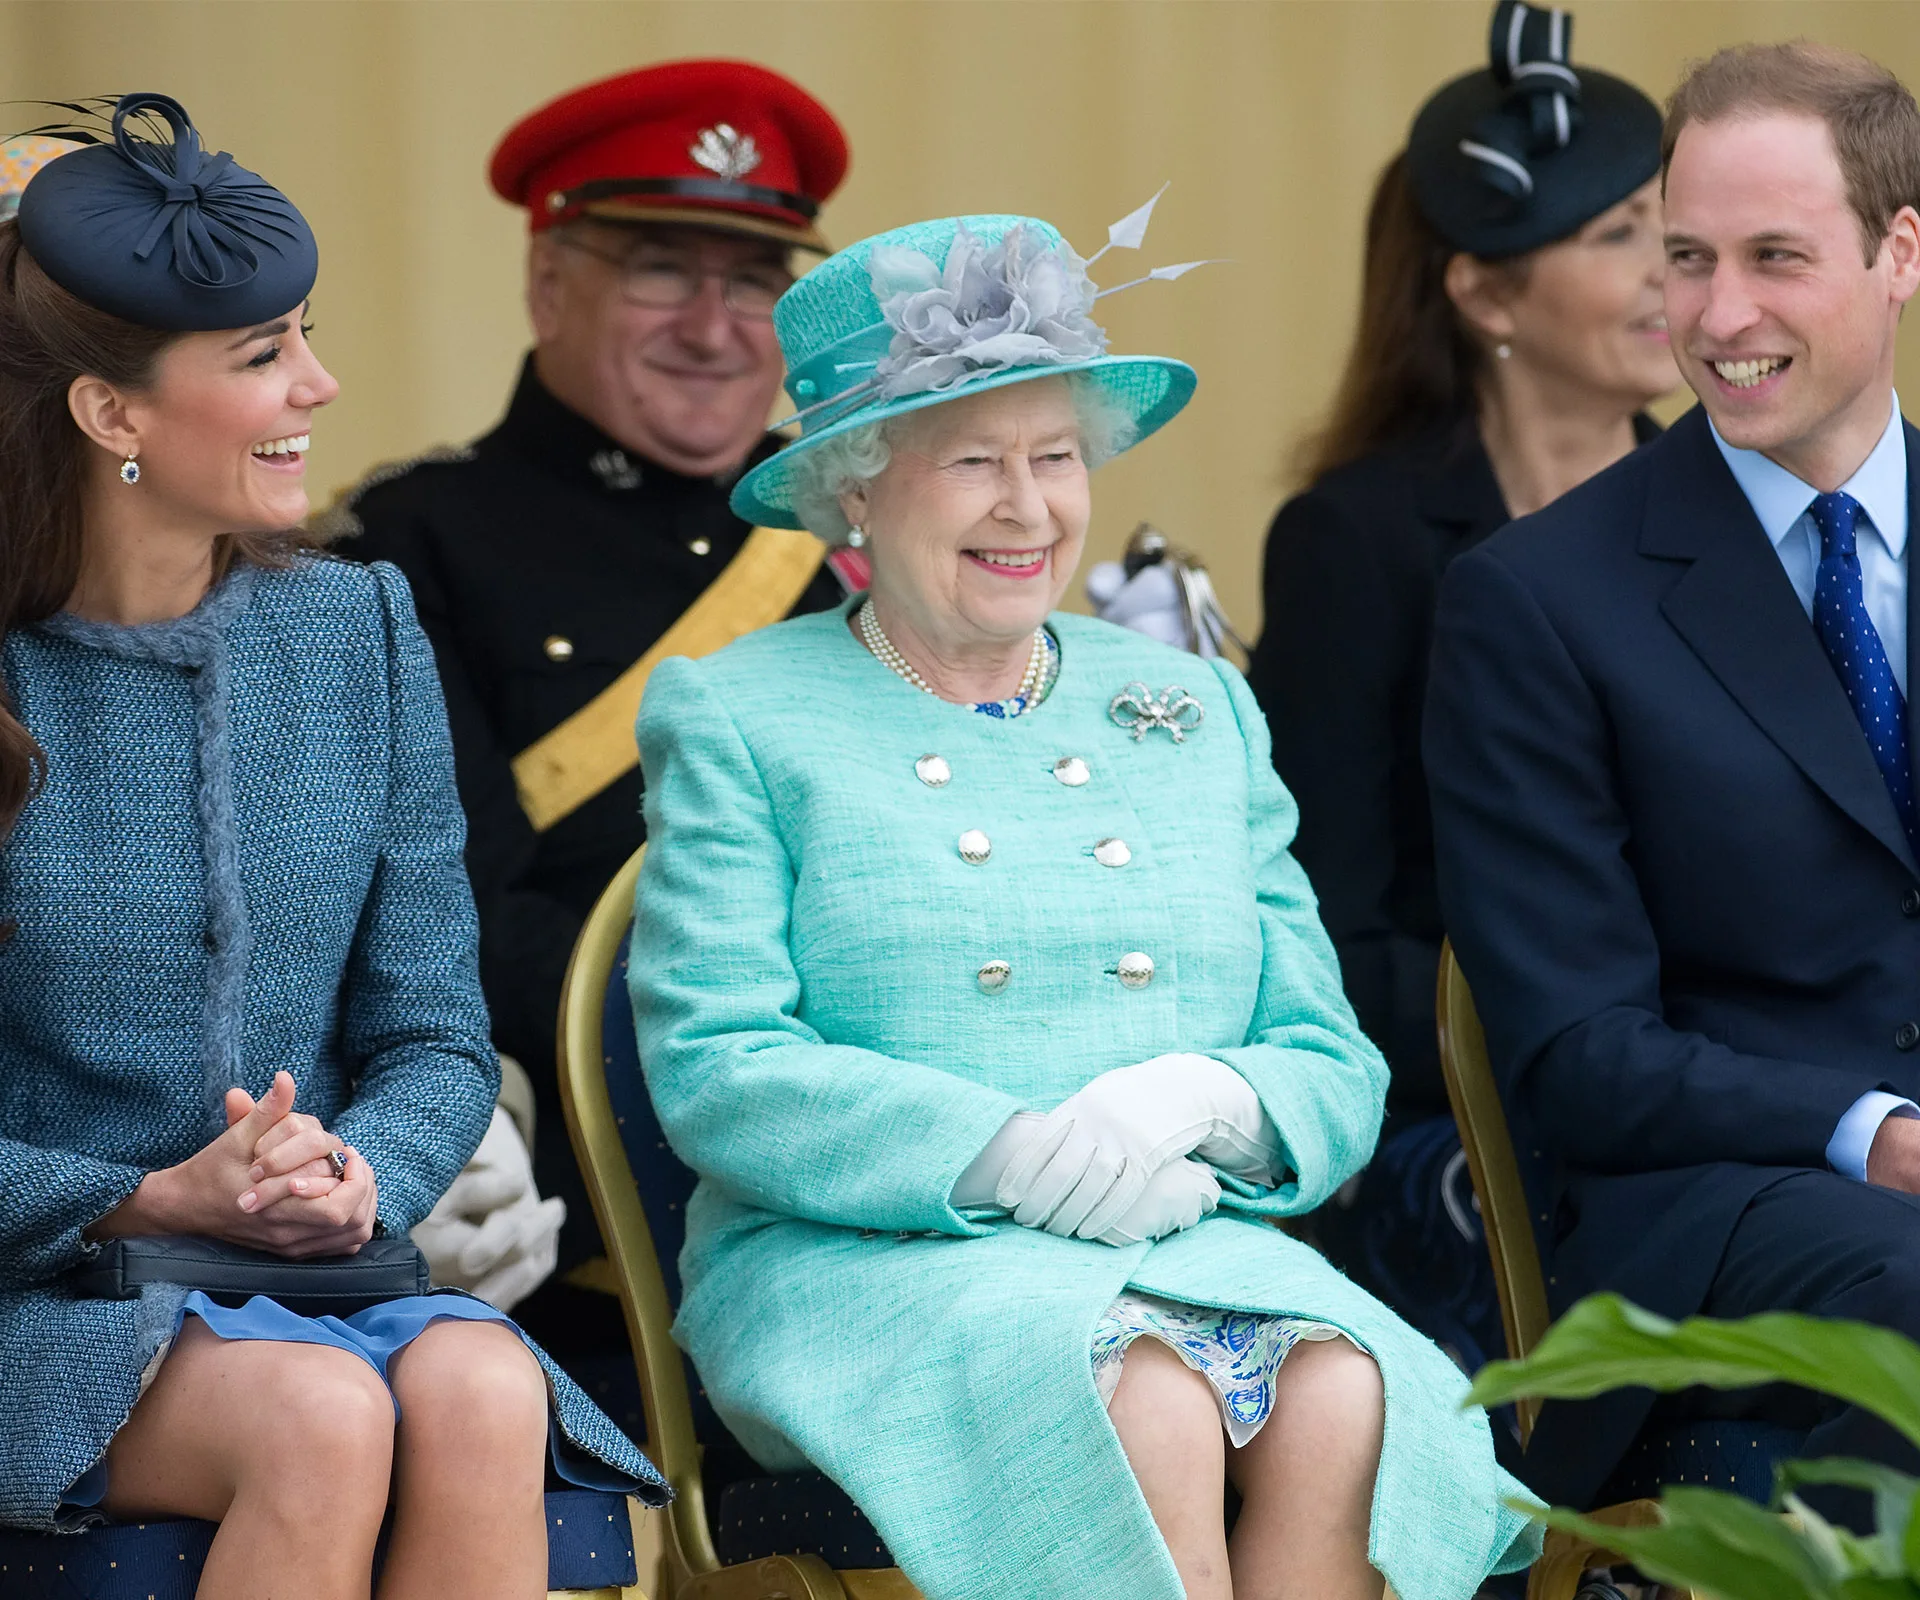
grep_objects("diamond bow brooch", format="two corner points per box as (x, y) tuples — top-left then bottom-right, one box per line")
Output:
(1109, 682), (1205, 743)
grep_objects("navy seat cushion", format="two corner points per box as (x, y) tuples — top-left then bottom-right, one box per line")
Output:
(714, 1471), (894, 1569)
(1602, 1421), (1807, 1503)
(605, 949), (894, 1571)
(0, 1490), (635, 1597)
(604, 950), (755, 1488)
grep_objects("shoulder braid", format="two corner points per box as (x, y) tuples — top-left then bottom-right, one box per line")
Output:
(306, 443), (477, 544)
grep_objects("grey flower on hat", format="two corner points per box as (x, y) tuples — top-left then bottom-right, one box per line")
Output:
(867, 222), (1108, 399)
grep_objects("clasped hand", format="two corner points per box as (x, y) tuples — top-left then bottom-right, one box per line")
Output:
(104, 1070), (379, 1257)
(987, 1054), (1281, 1244)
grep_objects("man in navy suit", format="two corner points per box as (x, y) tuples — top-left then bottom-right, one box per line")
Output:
(1426, 40), (1920, 1514)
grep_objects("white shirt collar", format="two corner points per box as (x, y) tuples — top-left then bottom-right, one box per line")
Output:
(1710, 394), (1909, 558)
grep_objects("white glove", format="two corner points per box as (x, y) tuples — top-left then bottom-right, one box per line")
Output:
(1096, 1156), (1221, 1246)
(412, 1107), (566, 1312)
(952, 1112), (1221, 1247)
(994, 1054), (1282, 1242)
(1086, 561), (1194, 650)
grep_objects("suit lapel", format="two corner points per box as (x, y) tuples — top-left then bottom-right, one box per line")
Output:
(1648, 408), (1918, 874)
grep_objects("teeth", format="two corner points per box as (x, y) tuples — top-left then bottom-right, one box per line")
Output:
(1712, 357), (1786, 388)
(250, 433), (310, 457)
(973, 550), (1045, 568)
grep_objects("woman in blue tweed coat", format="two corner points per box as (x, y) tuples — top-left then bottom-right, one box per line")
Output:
(0, 96), (658, 1596)
(630, 212), (1540, 1600)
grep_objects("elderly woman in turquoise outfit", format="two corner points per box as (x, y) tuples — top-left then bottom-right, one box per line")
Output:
(0, 95), (658, 1598)
(629, 208), (1540, 1600)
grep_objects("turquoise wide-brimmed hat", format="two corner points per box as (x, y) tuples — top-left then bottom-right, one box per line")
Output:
(731, 211), (1199, 530)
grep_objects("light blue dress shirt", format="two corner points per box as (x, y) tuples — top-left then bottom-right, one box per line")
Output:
(1711, 396), (1917, 1180)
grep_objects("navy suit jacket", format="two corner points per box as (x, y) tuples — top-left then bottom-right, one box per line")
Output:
(1426, 404), (1920, 1506)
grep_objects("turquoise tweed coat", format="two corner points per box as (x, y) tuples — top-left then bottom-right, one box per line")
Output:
(629, 604), (1540, 1600)
(0, 556), (660, 1529)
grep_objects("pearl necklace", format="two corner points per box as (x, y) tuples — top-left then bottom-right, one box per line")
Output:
(858, 600), (1047, 712)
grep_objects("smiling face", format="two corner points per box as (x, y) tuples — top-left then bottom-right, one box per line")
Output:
(528, 220), (790, 477)
(843, 378), (1091, 666)
(115, 308), (338, 534)
(1664, 111), (1920, 484)
(1505, 180), (1678, 407)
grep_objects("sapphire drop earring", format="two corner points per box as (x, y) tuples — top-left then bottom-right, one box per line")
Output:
(119, 454), (140, 486)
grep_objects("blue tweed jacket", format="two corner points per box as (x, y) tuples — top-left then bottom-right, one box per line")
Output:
(0, 556), (659, 1529)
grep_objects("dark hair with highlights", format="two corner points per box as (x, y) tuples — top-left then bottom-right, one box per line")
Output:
(1664, 40), (1920, 268)
(1295, 153), (1527, 486)
(0, 222), (303, 843)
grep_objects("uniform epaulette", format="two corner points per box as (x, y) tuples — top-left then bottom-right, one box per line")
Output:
(307, 443), (477, 544)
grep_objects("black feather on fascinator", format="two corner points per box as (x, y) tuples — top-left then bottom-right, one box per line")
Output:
(1405, 0), (1660, 258)
(13, 91), (316, 330)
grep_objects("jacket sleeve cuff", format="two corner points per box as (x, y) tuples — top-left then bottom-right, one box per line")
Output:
(1827, 1089), (1920, 1182)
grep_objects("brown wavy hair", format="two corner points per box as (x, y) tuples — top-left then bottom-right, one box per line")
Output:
(1296, 152), (1526, 486)
(0, 223), (302, 843)
(1665, 41), (1920, 269)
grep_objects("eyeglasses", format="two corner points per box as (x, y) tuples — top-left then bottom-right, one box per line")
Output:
(557, 234), (793, 319)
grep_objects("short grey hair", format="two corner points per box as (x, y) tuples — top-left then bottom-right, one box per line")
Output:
(784, 372), (1138, 542)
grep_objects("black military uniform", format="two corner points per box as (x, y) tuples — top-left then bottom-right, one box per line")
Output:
(334, 357), (845, 1266)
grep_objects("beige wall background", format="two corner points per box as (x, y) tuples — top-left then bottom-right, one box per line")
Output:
(3, 0), (1919, 638)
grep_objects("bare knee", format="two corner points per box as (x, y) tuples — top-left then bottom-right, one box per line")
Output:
(269, 1347), (395, 1455)
(1109, 1337), (1224, 1459)
(1274, 1339), (1384, 1457)
(390, 1320), (548, 1462)
(239, 1345), (395, 1512)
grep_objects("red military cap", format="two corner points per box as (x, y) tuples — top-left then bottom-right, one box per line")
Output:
(490, 59), (848, 252)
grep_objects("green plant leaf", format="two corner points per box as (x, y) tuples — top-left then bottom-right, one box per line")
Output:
(1835, 1578), (1916, 1600)
(1773, 1459), (1920, 1579)
(1537, 1490), (1841, 1600)
(1466, 1296), (1920, 1452)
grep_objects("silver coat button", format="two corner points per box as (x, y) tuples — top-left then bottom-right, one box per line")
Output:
(1094, 837), (1132, 868)
(543, 635), (575, 663)
(1053, 756), (1090, 787)
(689, 537), (712, 556)
(1116, 951), (1155, 989)
(957, 829), (991, 864)
(916, 754), (952, 788)
(977, 960), (1012, 994)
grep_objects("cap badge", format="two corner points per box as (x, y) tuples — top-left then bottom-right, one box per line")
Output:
(690, 124), (762, 182)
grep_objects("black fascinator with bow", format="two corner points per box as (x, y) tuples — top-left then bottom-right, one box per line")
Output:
(1405, 0), (1660, 258)
(14, 91), (317, 330)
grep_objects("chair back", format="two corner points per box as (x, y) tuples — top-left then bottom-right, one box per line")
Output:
(556, 845), (725, 1576)
(1434, 940), (1551, 1440)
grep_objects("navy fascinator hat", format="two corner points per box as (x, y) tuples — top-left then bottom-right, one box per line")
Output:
(15, 92), (317, 331)
(1406, 1), (1660, 258)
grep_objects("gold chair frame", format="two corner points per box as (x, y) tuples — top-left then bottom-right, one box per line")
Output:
(1436, 941), (1670, 1600)
(555, 845), (926, 1600)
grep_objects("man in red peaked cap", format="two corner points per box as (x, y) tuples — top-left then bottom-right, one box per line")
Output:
(331, 61), (853, 1387)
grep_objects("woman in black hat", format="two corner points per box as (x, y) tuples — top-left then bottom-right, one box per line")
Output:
(0, 94), (657, 1593)
(1246, 1), (1676, 1388)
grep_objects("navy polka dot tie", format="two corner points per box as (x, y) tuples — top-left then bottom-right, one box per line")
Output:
(1812, 490), (1918, 854)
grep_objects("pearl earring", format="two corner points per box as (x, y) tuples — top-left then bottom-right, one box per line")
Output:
(846, 524), (866, 549)
(1495, 343), (1513, 362)
(119, 453), (140, 486)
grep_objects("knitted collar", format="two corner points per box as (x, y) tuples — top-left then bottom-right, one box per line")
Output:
(35, 561), (261, 668)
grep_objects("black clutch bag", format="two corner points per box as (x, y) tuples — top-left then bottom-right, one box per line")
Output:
(68, 1235), (432, 1317)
